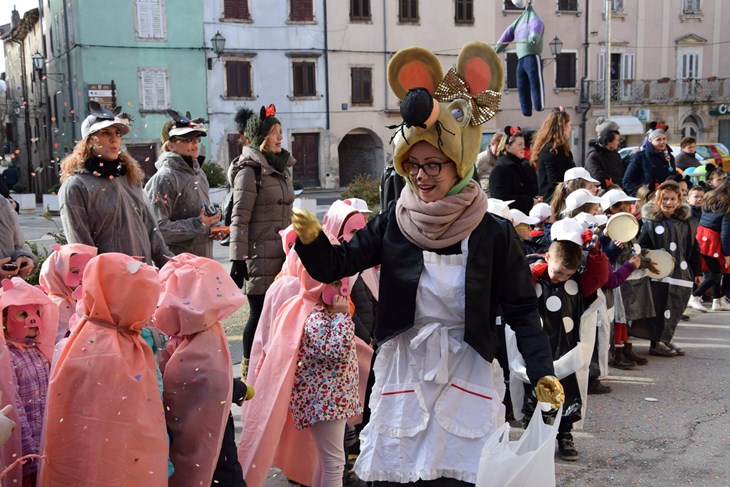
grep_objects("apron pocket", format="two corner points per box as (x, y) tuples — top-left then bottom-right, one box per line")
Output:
(372, 382), (429, 438)
(434, 378), (498, 438)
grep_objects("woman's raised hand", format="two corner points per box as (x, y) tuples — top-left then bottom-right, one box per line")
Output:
(291, 207), (322, 245)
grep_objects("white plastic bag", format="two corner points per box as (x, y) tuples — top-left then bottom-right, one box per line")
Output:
(476, 406), (562, 487)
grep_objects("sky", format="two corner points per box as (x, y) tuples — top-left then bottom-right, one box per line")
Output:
(1, 0), (40, 69)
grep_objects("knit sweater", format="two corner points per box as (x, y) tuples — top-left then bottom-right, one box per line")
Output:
(495, 5), (545, 58)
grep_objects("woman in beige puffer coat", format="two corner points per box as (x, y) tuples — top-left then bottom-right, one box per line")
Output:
(229, 106), (295, 371)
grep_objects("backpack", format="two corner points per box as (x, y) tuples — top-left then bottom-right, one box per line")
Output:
(220, 159), (261, 247)
(379, 163), (405, 213)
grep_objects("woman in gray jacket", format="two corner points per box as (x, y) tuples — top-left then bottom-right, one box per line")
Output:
(59, 102), (170, 267)
(145, 110), (220, 258)
(229, 105), (295, 375)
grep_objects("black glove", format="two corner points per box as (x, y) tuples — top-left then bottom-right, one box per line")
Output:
(230, 260), (248, 288)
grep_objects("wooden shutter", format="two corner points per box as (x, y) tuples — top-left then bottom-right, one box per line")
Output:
(139, 68), (169, 110)
(291, 0), (313, 21)
(150, 0), (166, 39)
(556, 53), (577, 88)
(506, 53), (518, 89)
(558, 0), (578, 11)
(226, 62), (251, 97)
(135, 0), (151, 38)
(225, 0), (249, 20)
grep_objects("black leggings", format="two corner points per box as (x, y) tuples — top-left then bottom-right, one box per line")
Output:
(694, 255), (723, 299)
(242, 294), (265, 359)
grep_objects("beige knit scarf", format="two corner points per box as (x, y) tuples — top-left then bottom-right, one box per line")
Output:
(395, 181), (488, 250)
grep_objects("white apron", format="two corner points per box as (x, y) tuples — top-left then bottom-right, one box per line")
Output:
(355, 239), (505, 484)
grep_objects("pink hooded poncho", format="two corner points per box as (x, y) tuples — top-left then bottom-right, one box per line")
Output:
(239, 201), (374, 487)
(39, 253), (168, 487)
(39, 243), (97, 343)
(155, 253), (245, 487)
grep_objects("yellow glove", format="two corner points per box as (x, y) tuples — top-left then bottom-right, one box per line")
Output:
(245, 385), (255, 401)
(534, 375), (565, 410)
(291, 207), (322, 245)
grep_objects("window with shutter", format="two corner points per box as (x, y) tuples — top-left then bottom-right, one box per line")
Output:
(290, 0), (314, 21)
(351, 0), (371, 21)
(228, 133), (242, 160)
(351, 67), (373, 105)
(682, 0), (701, 14)
(454, 0), (474, 23)
(555, 53), (577, 88)
(504, 0), (522, 11)
(226, 61), (252, 98)
(612, 0), (624, 12)
(135, 0), (167, 40)
(293, 61), (316, 97)
(138, 68), (170, 111)
(505, 53), (518, 89)
(224, 0), (250, 20)
(399, 0), (418, 22)
(557, 0), (578, 11)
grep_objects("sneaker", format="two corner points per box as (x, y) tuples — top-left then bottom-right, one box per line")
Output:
(557, 433), (579, 461)
(712, 297), (730, 311)
(649, 342), (677, 357)
(687, 295), (707, 312)
(663, 341), (686, 356)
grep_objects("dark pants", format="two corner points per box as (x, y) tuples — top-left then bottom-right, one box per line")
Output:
(211, 413), (245, 487)
(242, 294), (265, 358)
(516, 54), (545, 117)
(694, 255), (723, 298)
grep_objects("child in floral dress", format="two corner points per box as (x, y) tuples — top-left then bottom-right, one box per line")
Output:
(290, 279), (360, 487)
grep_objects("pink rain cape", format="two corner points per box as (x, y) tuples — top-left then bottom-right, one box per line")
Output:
(239, 201), (373, 487)
(39, 243), (97, 343)
(39, 253), (168, 487)
(247, 230), (300, 384)
(0, 277), (58, 486)
(155, 253), (245, 487)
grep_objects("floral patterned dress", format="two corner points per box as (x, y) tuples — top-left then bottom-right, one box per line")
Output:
(290, 305), (361, 429)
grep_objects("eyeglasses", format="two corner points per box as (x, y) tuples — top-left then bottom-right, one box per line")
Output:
(175, 136), (200, 144)
(403, 160), (452, 177)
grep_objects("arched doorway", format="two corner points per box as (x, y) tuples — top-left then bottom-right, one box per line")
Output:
(681, 114), (703, 139)
(338, 129), (384, 186)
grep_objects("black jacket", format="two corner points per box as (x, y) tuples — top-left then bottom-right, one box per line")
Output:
(584, 141), (625, 190)
(536, 145), (575, 201)
(295, 203), (555, 385)
(623, 145), (676, 196)
(489, 152), (539, 214)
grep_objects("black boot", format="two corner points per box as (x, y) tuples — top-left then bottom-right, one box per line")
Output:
(623, 342), (648, 365)
(557, 432), (579, 461)
(610, 347), (637, 370)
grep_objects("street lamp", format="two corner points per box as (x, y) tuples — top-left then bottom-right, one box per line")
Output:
(32, 51), (44, 74)
(549, 36), (564, 57)
(208, 31), (226, 69)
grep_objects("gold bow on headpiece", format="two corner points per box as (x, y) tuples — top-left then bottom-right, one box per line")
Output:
(434, 68), (501, 126)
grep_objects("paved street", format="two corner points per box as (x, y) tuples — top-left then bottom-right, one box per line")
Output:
(16, 206), (730, 486)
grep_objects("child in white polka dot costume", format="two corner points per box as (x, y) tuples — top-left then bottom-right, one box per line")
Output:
(631, 181), (702, 356)
(527, 218), (610, 461)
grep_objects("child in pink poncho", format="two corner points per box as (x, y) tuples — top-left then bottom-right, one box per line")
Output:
(154, 253), (245, 487)
(39, 253), (168, 487)
(0, 278), (58, 486)
(39, 243), (96, 343)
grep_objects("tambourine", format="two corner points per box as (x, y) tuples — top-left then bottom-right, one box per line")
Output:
(605, 212), (639, 243)
(645, 249), (675, 280)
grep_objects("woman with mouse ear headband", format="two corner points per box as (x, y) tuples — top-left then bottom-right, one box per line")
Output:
(145, 109), (221, 258)
(292, 41), (561, 486)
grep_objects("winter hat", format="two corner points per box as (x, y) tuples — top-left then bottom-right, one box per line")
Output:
(247, 104), (281, 149)
(564, 188), (602, 212)
(81, 101), (131, 139)
(564, 166), (599, 184)
(234, 107), (256, 135)
(595, 117), (620, 136)
(647, 129), (665, 143)
(388, 42), (503, 185)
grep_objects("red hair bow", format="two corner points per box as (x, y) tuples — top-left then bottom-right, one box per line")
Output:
(265, 104), (276, 117)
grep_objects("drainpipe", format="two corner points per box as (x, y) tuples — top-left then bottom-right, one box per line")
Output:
(12, 37), (34, 191)
(579, 0), (591, 165)
(323, 0), (330, 130)
(62, 0), (76, 140)
(382, 0), (388, 111)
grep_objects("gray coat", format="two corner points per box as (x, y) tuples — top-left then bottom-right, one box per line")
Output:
(60, 170), (171, 267)
(0, 196), (37, 270)
(228, 146), (295, 295)
(144, 151), (213, 258)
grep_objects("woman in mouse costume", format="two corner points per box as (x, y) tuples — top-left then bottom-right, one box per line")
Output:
(292, 41), (563, 485)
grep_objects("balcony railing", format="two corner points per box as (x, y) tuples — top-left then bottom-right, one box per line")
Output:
(584, 78), (729, 105)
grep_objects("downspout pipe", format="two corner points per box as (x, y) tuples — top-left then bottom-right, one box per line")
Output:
(383, 0), (388, 112)
(323, 0), (330, 130)
(62, 0), (76, 140)
(579, 0), (591, 165)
